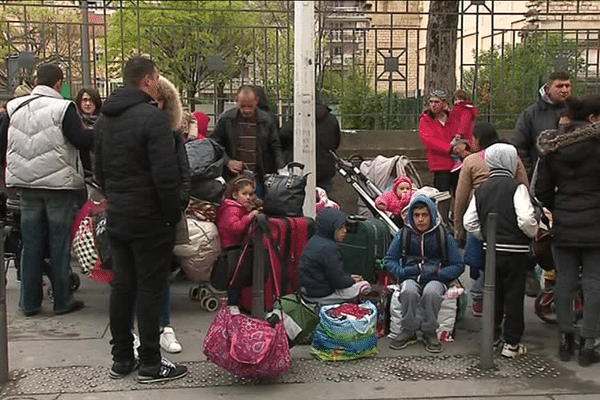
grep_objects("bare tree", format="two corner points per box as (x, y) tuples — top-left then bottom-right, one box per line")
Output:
(425, 0), (460, 98)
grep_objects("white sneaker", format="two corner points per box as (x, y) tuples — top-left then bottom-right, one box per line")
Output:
(133, 332), (140, 359)
(501, 342), (527, 358)
(160, 327), (182, 353)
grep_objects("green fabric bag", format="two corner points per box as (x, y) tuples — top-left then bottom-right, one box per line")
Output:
(272, 294), (320, 347)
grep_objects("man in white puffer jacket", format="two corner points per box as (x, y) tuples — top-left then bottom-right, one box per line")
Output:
(5, 64), (93, 316)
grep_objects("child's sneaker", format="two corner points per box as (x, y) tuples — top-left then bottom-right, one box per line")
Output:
(501, 343), (527, 358)
(422, 331), (442, 353)
(137, 357), (188, 384)
(389, 331), (417, 350)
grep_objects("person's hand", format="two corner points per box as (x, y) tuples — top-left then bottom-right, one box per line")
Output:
(352, 274), (363, 283)
(376, 203), (387, 211)
(459, 148), (471, 159)
(452, 143), (467, 156)
(249, 209), (260, 219)
(227, 159), (244, 174)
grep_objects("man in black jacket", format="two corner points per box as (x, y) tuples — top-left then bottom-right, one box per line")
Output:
(209, 85), (284, 196)
(94, 56), (187, 384)
(511, 71), (571, 179)
(278, 99), (341, 194)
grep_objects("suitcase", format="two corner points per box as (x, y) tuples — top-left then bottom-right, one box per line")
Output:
(239, 215), (315, 314)
(339, 218), (391, 283)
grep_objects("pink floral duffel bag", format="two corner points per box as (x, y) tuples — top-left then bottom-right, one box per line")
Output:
(203, 302), (290, 379)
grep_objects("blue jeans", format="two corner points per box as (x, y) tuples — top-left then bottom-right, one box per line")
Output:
(19, 189), (77, 314)
(159, 284), (171, 327)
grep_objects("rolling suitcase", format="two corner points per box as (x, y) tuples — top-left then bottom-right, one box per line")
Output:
(239, 215), (314, 314)
(339, 217), (391, 283)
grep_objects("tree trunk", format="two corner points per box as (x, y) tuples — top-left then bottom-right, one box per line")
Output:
(425, 0), (460, 100)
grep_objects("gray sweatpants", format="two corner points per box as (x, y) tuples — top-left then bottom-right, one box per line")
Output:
(305, 281), (371, 306)
(399, 279), (446, 333)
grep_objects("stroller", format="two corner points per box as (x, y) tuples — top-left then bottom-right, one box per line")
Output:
(331, 151), (452, 237)
(2, 190), (80, 293)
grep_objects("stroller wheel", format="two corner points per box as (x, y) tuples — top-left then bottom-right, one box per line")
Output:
(534, 288), (557, 324)
(198, 287), (210, 300)
(189, 286), (200, 301)
(70, 272), (80, 292)
(203, 296), (219, 312)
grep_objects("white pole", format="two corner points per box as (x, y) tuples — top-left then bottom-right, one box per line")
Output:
(294, 1), (316, 219)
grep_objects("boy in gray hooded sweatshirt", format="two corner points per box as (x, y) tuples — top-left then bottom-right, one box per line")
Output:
(463, 143), (538, 358)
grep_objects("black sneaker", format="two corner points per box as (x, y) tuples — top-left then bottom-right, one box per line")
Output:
(422, 331), (442, 353)
(109, 358), (139, 379)
(389, 331), (417, 350)
(137, 357), (188, 384)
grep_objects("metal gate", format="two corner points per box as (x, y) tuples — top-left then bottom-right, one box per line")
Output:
(1, 0), (599, 130)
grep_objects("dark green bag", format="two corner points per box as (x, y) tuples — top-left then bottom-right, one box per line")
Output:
(271, 293), (319, 347)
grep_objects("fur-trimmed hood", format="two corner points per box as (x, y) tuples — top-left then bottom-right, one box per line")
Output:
(537, 121), (600, 156)
(158, 76), (184, 131)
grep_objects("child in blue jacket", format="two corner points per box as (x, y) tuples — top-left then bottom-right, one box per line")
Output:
(384, 194), (465, 353)
(299, 208), (371, 305)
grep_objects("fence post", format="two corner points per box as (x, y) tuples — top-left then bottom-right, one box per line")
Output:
(480, 213), (497, 370)
(0, 220), (8, 383)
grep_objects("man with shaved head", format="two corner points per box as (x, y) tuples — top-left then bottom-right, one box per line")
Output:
(210, 85), (284, 195)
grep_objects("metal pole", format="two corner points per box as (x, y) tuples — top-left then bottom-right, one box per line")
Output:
(0, 221), (8, 383)
(81, 0), (92, 87)
(480, 213), (497, 370)
(294, 1), (316, 219)
(251, 223), (267, 318)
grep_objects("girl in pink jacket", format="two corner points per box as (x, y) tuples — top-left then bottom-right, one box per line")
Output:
(375, 176), (416, 217)
(216, 176), (261, 250)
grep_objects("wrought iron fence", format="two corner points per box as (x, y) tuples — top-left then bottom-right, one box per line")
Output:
(1, 0), (600, 130)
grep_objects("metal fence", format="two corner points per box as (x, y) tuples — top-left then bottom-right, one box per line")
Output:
(2, 0), (600, 130)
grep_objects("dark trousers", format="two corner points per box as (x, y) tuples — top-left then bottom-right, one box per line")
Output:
(433, 171), (458, 225)
(494, 252), (527, 345)
(433, 171), (458, 193)
(109, 229), (174, 370)
(554, 246), (600, 338)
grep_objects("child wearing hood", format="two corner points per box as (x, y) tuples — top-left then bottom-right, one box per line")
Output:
(463, 143), (538, 359)
(375, 176), (416, 218)
(384, 194), (465, 354)
(447, 90), (478, 172)
(299, 208), (371, 305)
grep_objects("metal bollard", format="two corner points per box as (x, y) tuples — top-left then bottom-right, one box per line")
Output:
(480, 213), (497, 370)
(0, 220), (8, 382)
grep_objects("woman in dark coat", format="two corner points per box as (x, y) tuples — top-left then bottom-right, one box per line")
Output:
(535, 94), (600, 367)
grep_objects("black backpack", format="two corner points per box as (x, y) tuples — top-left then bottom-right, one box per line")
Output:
(400, 224), (448, 266)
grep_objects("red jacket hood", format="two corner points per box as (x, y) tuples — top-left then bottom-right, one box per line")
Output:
(454, 101), (478, 120)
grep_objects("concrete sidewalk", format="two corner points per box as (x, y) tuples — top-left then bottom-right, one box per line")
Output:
(2, 265), (600, 400)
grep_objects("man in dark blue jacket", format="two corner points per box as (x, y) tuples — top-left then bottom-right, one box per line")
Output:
(384, 194), (464, 353)
(299, 208), (371, 305)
